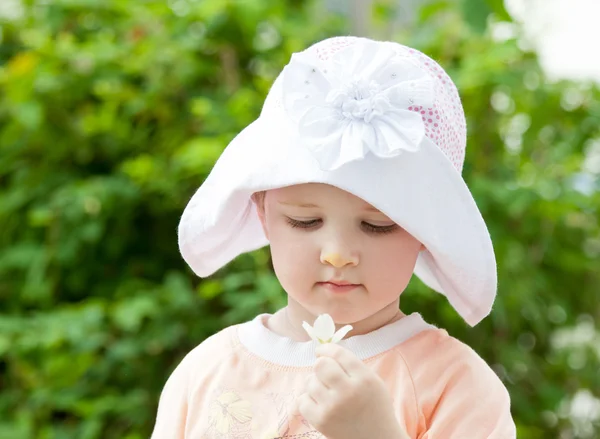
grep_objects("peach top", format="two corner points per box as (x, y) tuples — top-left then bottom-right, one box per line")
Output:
(151, 313), (516, 438)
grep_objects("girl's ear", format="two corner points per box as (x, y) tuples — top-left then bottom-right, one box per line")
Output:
(257, 205), (269, 240)
(252, 193), (269, 240)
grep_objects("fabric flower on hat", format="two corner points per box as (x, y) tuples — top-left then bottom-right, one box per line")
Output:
(302, 314), (353, 344)
(282, 40), (435, 171)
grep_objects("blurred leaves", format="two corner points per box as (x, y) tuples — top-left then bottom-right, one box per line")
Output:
(0, 0), (599, 438)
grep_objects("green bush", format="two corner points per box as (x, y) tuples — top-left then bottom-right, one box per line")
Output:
(1, 1), (598, 438)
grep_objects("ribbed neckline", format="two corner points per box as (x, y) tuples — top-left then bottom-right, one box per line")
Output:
(237, 312), (436, 367)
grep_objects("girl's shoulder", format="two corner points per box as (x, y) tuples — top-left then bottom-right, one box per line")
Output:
(393, 327), (515, 436)
(187, 324), (239, 357)
(173, 323), (244, 379)
(396, 326), (499, 379)
(394, 326), (512, 406)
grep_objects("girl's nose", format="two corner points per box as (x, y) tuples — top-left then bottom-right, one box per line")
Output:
(320, 251), (358, 268)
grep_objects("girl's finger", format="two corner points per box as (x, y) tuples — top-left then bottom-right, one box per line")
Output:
(296, 392), (319, 421)
(306, 374), (329, 403)
(316, 343), (364, 377)
(314, 356), (347, 389)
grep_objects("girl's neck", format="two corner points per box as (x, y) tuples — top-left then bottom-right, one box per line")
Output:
(267, 300), (405, 342)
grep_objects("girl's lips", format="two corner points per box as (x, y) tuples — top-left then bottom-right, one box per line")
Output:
(318, 282), (361, 293)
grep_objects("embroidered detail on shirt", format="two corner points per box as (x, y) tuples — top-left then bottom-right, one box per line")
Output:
(269, 433), (325, 439)
(205, 390), (253, 438)
(202, 387), (325, 439)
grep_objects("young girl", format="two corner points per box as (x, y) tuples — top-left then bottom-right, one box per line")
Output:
(151, 36), (516, 438)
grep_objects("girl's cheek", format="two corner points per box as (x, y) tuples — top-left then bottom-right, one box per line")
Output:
(285, 236), (318, 259)
(271, 227), (312, 255)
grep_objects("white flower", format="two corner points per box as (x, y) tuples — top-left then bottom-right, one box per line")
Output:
(302, 314), (353, 344)
(282, 40), (435, 171)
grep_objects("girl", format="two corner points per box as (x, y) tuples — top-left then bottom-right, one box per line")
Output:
(151, 36), (516, 438)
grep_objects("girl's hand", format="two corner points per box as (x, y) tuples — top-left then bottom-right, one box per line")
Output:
(296, 343), (409, 439)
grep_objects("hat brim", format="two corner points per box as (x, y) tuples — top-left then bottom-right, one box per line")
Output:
(178, 111), (496, 326)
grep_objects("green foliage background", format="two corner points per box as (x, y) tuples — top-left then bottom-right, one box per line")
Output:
(1, 0), (599, 438)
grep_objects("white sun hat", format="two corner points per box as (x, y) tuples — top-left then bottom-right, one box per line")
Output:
(178, 36), (497, 327)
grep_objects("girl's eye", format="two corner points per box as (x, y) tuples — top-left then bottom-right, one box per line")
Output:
(286, 217), (397, 234)
(362, 222), (398, 234)
(286, 218), (321, 229)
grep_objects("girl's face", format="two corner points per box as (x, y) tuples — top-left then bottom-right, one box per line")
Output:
(256, 183), (423, 325)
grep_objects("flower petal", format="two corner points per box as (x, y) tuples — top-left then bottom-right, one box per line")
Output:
(300, 107), (349, 170)
(333, 122), (371, 169)
(282, 52), (331, 121)
(338, 42), (397, 81)
(331, 325), (353, 343)
(386, 77), (435, 109)
(370, 111), (425, 157)
(299, 106), (343, 140)
(302, 321), (318, 342)
(313, 314), (335, 340)
(373, 57), (428, 89)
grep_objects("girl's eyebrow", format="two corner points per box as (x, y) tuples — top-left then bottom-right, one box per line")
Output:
(278, 201), (380, 212)
(278, 201), (319, 208)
